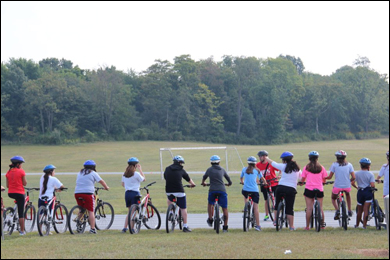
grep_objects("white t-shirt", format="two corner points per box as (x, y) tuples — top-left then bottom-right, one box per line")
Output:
(39, 175), (63, 200)
(329, 162), (355, 189)
(271, 162), (302, 190)
(75, 170), (103, 194)
(379, 163), (389, 196)
(122, 172), (145, 192)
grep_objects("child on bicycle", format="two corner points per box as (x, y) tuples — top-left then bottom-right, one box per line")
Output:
(376, 151), (389, 197)
(5, 156), (28, 236)
(164, 155), (196, 233)
(256, 150), (280, 221)
(201, 155), (232, 233)
(299, 151), (328, 230)
(352, 158), (376, 229)
(240, 156), (266, 231)
(263, 152), (301, 231)
(122, 157), (145, 233)
(326, 150), (356, 220)
(74, 160), (109, 234)
(38, 165), (65, 210)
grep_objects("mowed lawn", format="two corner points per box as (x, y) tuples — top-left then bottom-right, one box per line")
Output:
(1, 228), (388, 259)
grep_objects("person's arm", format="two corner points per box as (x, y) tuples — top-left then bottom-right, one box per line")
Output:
(224, 172), (233, 186)
(201, 170), (209, 186)
(350, 171), (356, 183)
(122, 182), (125, 188)
(137, 164), (146, 182)
(6, 179), (9, 188)
(376, 167), (384, 183)
(351, 180), (358, 189)
(370, 181), (375, 188)
(325, 172), (334, 180)
(22, 176), (27, 186)
(299, 177), (306, 186)
(188, 179), (196, 188)
(99, 180), (109, 190)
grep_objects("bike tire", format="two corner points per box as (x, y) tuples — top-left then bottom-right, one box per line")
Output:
(309, 208), (314, 229)
(3, 207), (15, 236)
(314, 202), (321, 232)
(276, 202), (284, 231)
(178, 210), (183, 231)
(129, 204), (141, 234)
(37, 206), (50, 237)
(243, 202), (250, 232)
(53, 204), (69, 234)
(24, 204), (36, 233)
(341, 201), (348, 231)
(215, 203), (220, 234)
(266, 195), (275, 222)
(373, 200), (381, 230)
(251, 206), (256, 228)
(166, 204), (176, 234)
(95, 202), (114, 230)
(68, 205), (87, 235)
(142, 203), (161, 230)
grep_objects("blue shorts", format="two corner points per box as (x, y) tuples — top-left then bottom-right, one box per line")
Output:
(125, 191), (141, 208)
(357, 187), (373, 206)
(208, 191), (228, 209)
(167, 195), (187, 209)
(242, 190), (260, 204)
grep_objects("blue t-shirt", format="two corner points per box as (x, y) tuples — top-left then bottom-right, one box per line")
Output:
(241, 167), (261, 192)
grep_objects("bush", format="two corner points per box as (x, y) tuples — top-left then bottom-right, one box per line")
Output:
(355, 131), (381, 140)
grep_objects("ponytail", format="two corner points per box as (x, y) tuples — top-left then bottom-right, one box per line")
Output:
(42, 170), (54, 195)
(284, 158), (300, 174)
(80, 165), (96, 176)
(246, 164), (255, 174)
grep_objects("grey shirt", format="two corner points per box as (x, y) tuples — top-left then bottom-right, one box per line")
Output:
(355, 170), (375, 189)
(202, 165), (232, 192)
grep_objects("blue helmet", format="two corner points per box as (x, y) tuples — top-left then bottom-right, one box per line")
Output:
(84, 160), (96, 167)
(309, 151), (319, 157)
(128, 157), (139, 164)
(43, 164), (56, 172)
(210, 155), (221, 163)
(173, 155), (185, 164)
(280, 151), (294, 159)
(359, 158), (371, 165)
(11, 156), (25, 163)
(247, 156), (257, 164)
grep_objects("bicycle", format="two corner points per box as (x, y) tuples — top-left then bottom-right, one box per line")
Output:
(275, 193), (289, 231)
(3, 188), (39, 235)
(202, 183), (229, 234)
(37, 188), (69, 236)
(335, 190), (350, 230)
(128, 182), (161, 234)
(1, 187), (5, 240)
(68, 187), (114, 234)
(240, 182), (262, 232)
(299, 181), (334, 232)
(166, 185), (195, 234)
(261, 178), (278, 222)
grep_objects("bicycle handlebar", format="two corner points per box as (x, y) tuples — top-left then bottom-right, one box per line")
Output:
(202, 183), (230, 187)
(298, 181), (334, 185)
(376, 180), (384, 184)
(183, 185), (196, 188)
(25, 188), (40, 191)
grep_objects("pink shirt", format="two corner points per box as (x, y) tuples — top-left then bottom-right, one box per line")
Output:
(302, 166), (328, 192)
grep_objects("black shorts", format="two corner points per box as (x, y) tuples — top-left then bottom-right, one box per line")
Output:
(274, 185), (297, 216)
(8, 193), (25, 217)
(261, 186), (277, 201)
(242, 190), (260, 204)
(304, 189), (324, 199)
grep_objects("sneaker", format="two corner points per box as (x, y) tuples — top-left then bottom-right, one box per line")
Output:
(89, 229), (97, 234)
(207, 218), (214, 227)
(19, 231), (26, 236)
(255, 225), (262, 231)
(334, 210), (340, 220)
(121, 228), (128, 233)
(264, 215), (270, 221)
(348, 210), (353, 217)
(289, 227), (296, 231)
(304, 227), (310, 231)
(183, 227), (192, 233)
(273, 221), (277, 227)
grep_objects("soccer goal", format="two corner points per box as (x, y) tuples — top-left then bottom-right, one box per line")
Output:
(159, 146), (245, 179)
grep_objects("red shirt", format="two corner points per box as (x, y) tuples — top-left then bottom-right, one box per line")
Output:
(6, 168), (26, 194)
(256, 162), (279, 187)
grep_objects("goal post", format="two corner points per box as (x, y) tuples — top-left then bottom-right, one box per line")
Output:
(159, 147), (244, 179)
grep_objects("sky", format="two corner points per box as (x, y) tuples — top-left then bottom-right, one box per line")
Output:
(1, 1), (389, 76)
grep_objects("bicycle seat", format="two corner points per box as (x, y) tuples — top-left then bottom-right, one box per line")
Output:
(77, 197), (85, 201)
(313, 189), (321, 193)
(168, 195), (177, 202)
(41, 196), (49, 201)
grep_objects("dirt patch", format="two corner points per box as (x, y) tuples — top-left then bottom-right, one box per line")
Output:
(351, 249), (389, 258)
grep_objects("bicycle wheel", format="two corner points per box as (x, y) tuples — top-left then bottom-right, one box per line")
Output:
(3, 207), (15, 236)
(53, 204), (69, 234)
(373, 200), (381, 230)
(142, 204), (161, 230)
(129, 204), (141, 234)
(266, 194), (275, 222)
(95, 202), (114, 230)
(166, 204), (176, 233)
(37, 206), (50, 237)
(341, 201), (348, 231)
(24, 204), (36, 233)
(251, 206), (256, 228)
(276, 202), (284, 231)
(243, 202), (250, 232)
(215, 203), (220, 234)
(314, 202), (321, 232)
(68, 205), (87, 235)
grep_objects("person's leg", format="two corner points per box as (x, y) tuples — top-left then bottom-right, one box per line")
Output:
(181, 208), (188, 225)
(362, 202), (371, 228)
(331, 193), (339, 211)
(222, 208), (229, 226)
(254, 203), (260, 226)
(318, 197), (325, 227)
(124, 207), (131, 229)
(208, 204), (214, 220)
(89, 210), (96, 229)
(355, 205), (363, 227)
(345, 191), (352, 213)
(305, 196), (314, 229)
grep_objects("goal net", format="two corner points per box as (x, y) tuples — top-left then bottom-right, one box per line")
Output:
(159, 147), (244, 179)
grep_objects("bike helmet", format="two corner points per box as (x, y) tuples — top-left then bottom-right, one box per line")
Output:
(10, 156), (25, 163)
(257, 150), (269, 157)
(280, 151), (294, 159)
(359, 158), (371, 165)
(386, 151), (389, 156)
(210, 155), (221, 163)
(335, 150), (347, 157)
(173, 155), (185, 164)
(128, 157), (140, 164)
(308, 151), (320, 157)
(84, 160), (97, 167)
(43, 164), (56, 172)
(247, 156), (257, 164)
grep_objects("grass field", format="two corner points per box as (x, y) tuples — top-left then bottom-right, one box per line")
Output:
(1, 228), (388, 259)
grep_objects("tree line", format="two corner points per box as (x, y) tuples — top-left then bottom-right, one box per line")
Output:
(1, 55), (389, 145)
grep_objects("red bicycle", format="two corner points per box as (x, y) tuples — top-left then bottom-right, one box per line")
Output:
(261, 177), (278, 222)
